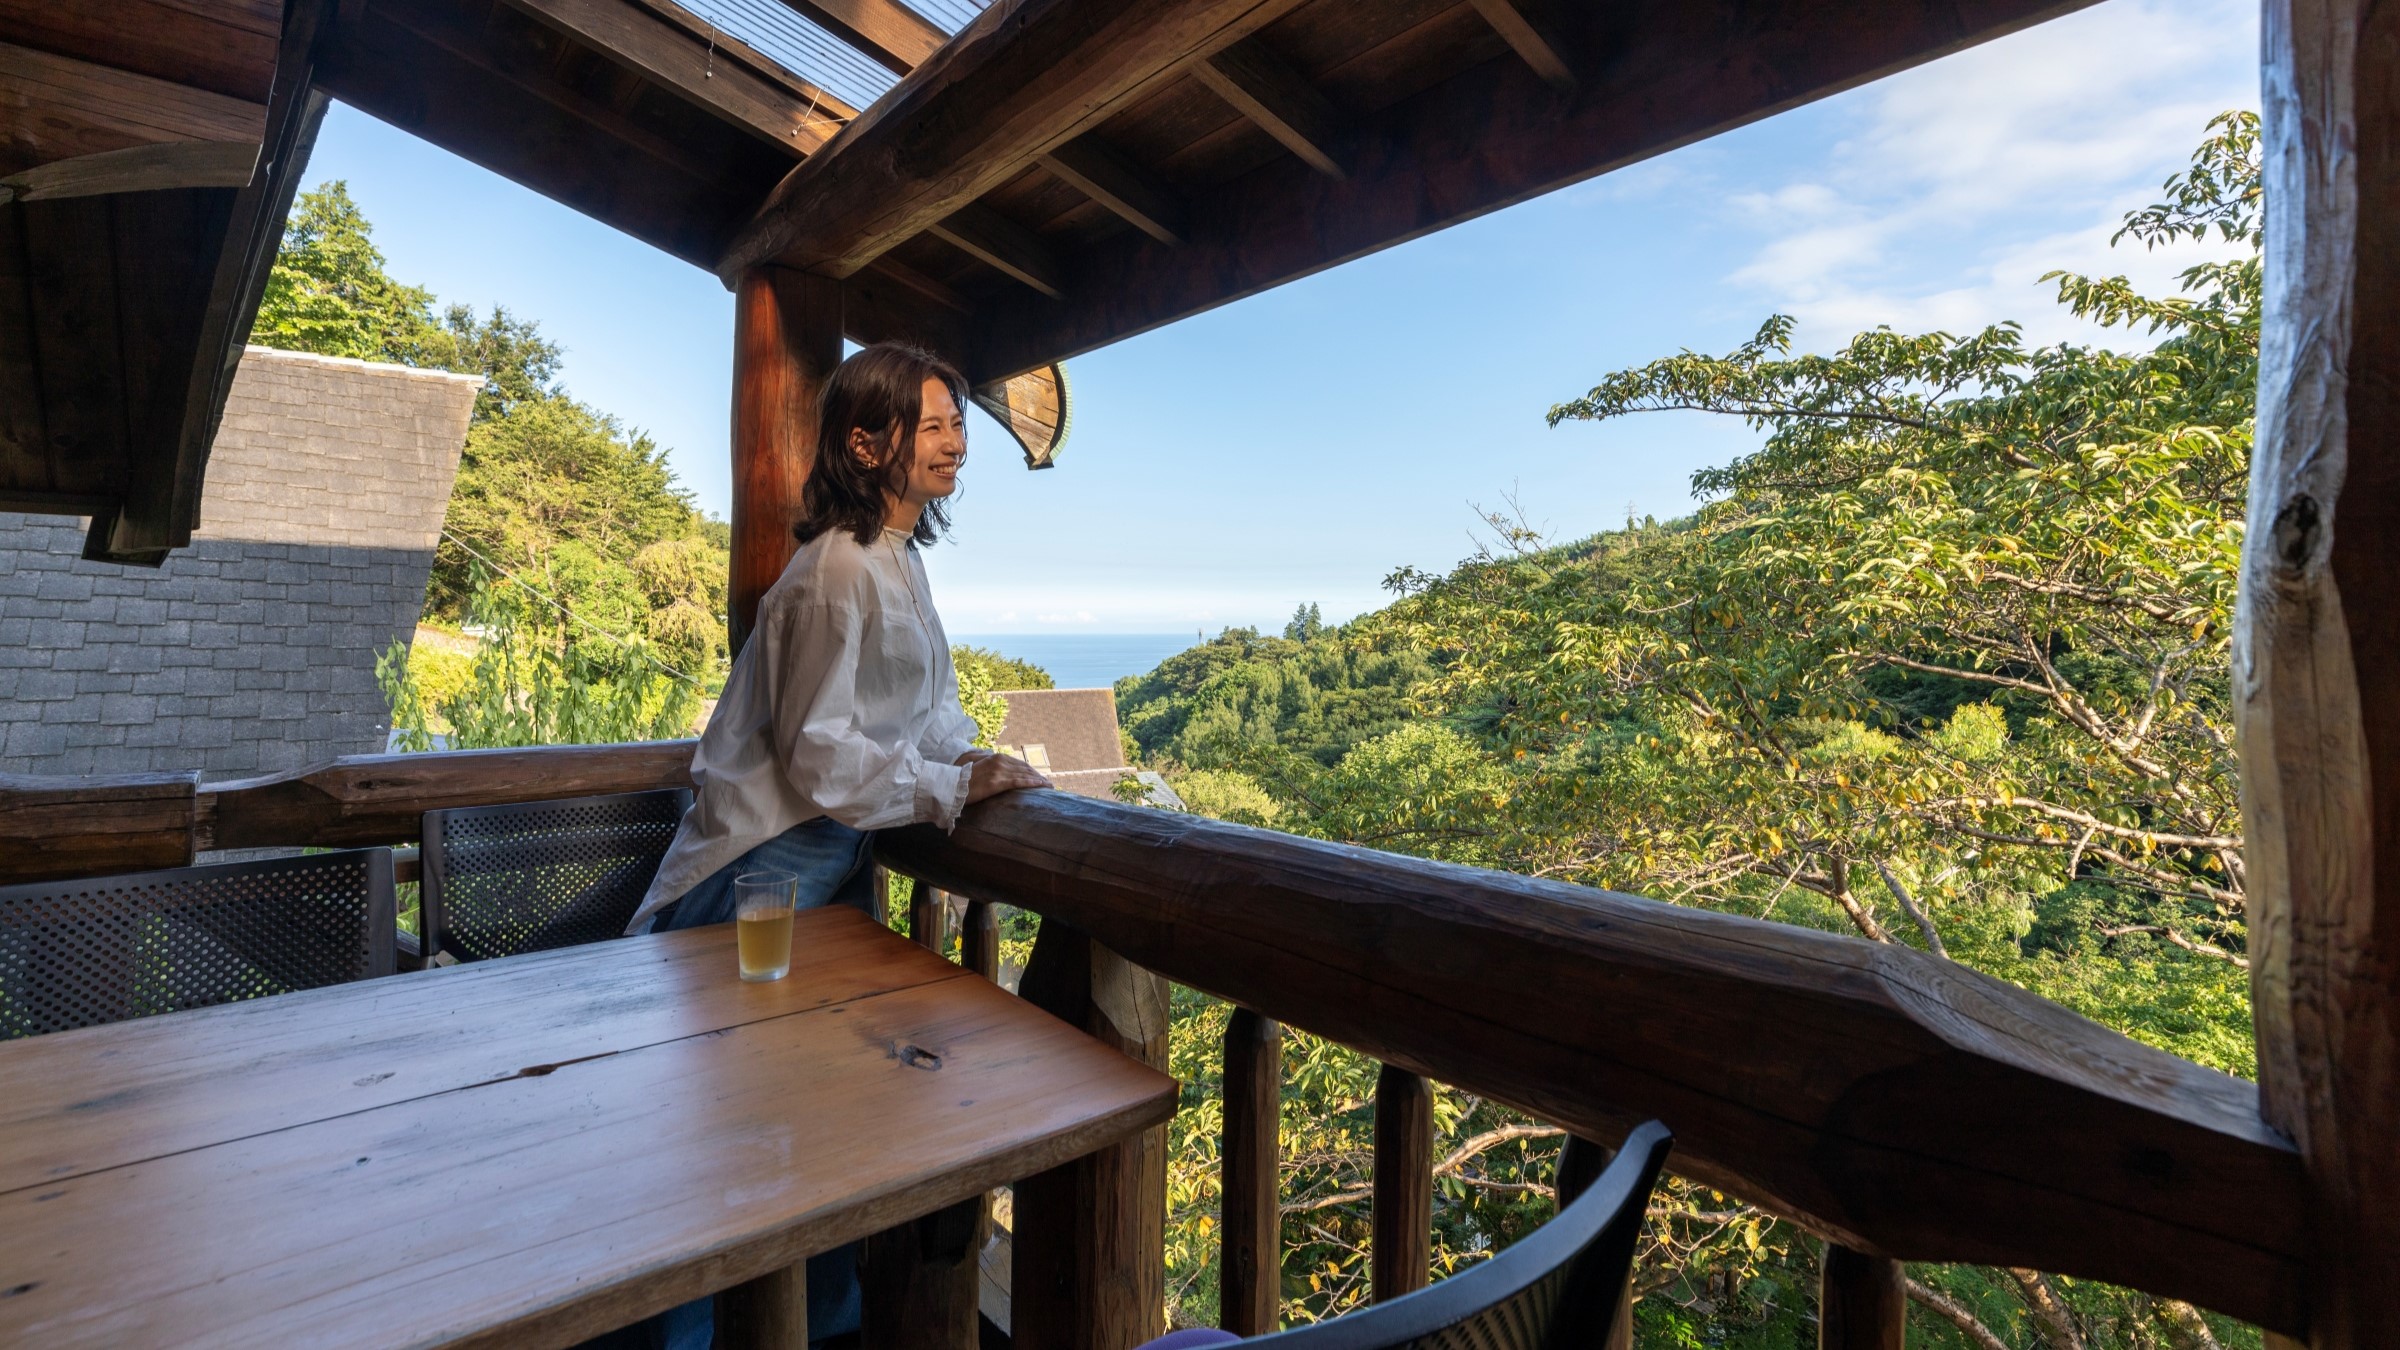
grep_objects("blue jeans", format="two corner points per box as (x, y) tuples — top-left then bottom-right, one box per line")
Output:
(595, 818), (876, 1350)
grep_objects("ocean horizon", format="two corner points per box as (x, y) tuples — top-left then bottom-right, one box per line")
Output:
(952, 632), (1205, 691)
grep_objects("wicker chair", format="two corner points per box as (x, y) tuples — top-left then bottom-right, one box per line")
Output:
(1149, 1122), (1671, 1350)
(0, 848), (398, 1040)
(417, 788), (692, 965)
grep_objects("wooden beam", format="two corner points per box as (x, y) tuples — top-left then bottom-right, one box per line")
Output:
(781, 0), (948, 75)
(500, 0), (847, 152)
(0, 141), (257, 205)
(2244, 0), (2400, 1346)
(874, 789), (2307, 1334)
(0, 42), (267, 178)
(730, 267), (841, 656)
(861, 1196), (984, 1350)
(958, 0), (2104, 384)
(1191, 39), (1346, 180)
(317, 0), (791, 268)
(1819, 1246), (1905, 1350)
(1219, 1008), (1281, 1336)
(95, 0), (332, 561)
(1370, 1064), (1431, 1303)
(1039, 138), (1188, 245)
(927, 204), (1065, 298)
(1013, 920), (1169, 1350)
(716, 0), (1306, 282)
(0, 0), (279, 102)
(623, 0), (866, 118)
(1465, 0), (1577, 90)
(0, 771), (200, 882)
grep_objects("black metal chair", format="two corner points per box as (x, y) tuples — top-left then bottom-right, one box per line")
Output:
(1182, 1122), (1671, 1350)
(417, 788), (692, 964)
(0, 848), (398, 1040)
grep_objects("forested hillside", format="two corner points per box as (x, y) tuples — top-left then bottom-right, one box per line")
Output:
(256, 184), (725, 746)
(1125, 115), (2262, 1349)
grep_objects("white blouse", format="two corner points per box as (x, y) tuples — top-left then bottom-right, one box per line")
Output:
(628, 527), (980, 931)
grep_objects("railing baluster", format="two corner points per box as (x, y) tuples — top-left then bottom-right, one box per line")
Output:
(962, 898), (999, 982)
(1013, 919), (1170, 1350)
(1818, 1244), (1905, 1349)
(1221, 1008), (1282, 1335)
(863, 1195), (985, 1350)
(1557, 1135), (1634, 1350)
(908, 876), (946, 954)
(1371, 1063), (1432, 1303)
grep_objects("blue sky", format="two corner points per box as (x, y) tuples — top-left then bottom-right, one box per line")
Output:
(304, 0), (2258, 634)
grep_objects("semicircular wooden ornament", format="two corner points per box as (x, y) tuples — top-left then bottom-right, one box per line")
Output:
(970, 362), (1073, 469)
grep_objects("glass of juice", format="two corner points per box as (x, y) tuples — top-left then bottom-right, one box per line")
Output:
(733, 870), (798, 983)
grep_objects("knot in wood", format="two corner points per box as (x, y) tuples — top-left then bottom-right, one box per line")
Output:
(2273, 493), (2322, 571)
(898, 1044), (943, 1071)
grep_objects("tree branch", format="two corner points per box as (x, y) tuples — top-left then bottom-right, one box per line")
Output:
(1875, 858), (1947, 958)
(1906, 1278), (2014, 1350)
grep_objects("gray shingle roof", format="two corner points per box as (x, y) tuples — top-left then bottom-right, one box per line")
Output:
(0, 347), (480, 782)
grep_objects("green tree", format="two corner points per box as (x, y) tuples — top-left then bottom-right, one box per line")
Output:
(954, 645), (1055, 692)
(380, 564), (699, 751)
(1144, 115), (2264, 1349)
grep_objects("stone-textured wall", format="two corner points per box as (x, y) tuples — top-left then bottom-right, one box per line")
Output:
(0, 347), (481, 781)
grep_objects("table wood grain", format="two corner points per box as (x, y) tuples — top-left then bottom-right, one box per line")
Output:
(0, 907), (1177, 1349)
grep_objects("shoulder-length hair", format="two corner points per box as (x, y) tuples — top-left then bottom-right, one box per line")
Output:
(796, 342), (971, 549)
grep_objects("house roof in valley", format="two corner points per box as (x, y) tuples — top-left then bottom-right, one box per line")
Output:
(994, 687), (1126, 775)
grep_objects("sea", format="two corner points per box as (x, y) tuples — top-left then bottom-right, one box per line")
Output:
(951, 633), (1205, 691)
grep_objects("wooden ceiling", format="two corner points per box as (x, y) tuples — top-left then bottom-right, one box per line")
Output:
(1, 0), (2097, 562)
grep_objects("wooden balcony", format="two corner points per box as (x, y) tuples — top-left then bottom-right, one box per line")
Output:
(0, 741), (2312, 1342)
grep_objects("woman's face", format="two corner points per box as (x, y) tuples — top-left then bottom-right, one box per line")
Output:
(898, 378), (967, 507)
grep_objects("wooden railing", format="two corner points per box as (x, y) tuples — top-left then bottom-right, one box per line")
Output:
(0, 744), (2309, 1343)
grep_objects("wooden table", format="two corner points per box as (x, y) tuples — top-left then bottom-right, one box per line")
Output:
(0, 906), (1178, 1349)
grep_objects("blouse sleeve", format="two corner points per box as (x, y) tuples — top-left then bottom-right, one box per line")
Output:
(764, 598), (973, 831)
(919, 637), (984, 765)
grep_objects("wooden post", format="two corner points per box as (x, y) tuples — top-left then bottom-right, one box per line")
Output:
(1371, 1063), (1431, 1304)
(963, 899), (1000, 982)
(2245, 3), (2400, 1346)
(1221, 1008), (1282, 1335)
(1557, 1135), (1634, 1350)
(863, 1196), (985, 1350)
(1818, 1245), (1904, 1350)
(1013, 920), (1170, 1350)
(910, 877), (947, 955)
(718, 1262), (808, 1350)
(730, 265), (841, 658)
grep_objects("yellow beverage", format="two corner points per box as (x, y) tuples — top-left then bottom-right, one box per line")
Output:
(737, 906), (794, 982)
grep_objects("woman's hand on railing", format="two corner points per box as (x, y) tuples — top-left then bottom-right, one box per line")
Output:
(963, 752), (1050, 804)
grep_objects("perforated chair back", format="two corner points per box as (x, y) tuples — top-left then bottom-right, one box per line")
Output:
(1246, 1122), (1670, 1350)
(420, 788), (692, 963)
(0, 848), (398, 1040)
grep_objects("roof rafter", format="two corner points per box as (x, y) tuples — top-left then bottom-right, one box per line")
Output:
(1192, 39), (1346, 180)
(1037, 138), (1187, 245)
(1465, 0), (1577, 90)
(777, 0), (948, 75)
(501, 0), (853, 152)
(715, 0), (1306, 283)
(953, 0), (2106, 384)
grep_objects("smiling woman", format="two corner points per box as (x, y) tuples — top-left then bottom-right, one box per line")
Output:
(610, 340), (1053, 1349)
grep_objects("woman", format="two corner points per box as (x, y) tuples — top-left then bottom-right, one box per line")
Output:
(612, 342), (1048, 1350)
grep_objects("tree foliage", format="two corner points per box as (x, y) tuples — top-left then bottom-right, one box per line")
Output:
(254, 183), (732, 677)
(1135, 115), (2264, 1349)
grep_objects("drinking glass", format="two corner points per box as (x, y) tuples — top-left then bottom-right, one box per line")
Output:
(733, 870), (797, 982)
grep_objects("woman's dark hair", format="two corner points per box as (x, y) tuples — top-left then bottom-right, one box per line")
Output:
(796, 342), (971, 548)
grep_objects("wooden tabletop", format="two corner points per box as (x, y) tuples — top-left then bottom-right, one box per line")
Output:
(0, 906), (1178, 1349)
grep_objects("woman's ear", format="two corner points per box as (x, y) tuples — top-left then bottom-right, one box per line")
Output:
(849, 425), (879, 470)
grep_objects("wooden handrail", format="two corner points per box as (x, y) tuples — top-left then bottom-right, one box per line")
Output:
(0, 742), (698, 884)
(876, 790), (2308, 1335)
(0, 744), (2311, 1333)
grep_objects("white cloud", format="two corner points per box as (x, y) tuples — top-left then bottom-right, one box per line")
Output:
(1718, 0), (2257, 351)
